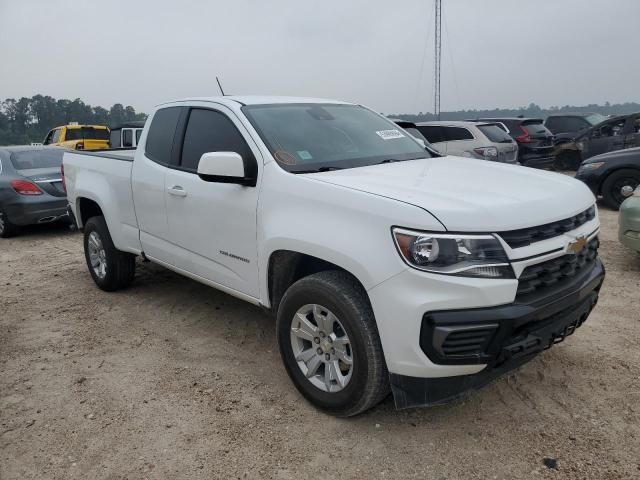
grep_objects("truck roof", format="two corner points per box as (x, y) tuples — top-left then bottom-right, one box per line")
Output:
(157, 96), (352, 108)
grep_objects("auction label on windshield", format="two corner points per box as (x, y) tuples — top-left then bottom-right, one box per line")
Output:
(376, 129), (405, 140)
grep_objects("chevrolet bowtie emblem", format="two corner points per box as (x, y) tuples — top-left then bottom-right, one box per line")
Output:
(567, 235), (587, 254)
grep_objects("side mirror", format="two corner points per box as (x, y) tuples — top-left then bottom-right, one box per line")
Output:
(197, 152), (256, 186)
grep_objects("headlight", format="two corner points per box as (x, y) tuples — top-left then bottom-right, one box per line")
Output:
(392, 228), (514, 278)
(578, 161), (604, 172)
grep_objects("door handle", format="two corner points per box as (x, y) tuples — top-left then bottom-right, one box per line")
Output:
(167, 185), (187, 197)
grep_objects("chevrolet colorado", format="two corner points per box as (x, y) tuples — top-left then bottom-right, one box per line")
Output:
(63, 96), (605, 416)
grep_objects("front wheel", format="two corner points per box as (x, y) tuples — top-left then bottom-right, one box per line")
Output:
(83, 216), (136, 291)
(276, 271), (389, 416)
(602, 169), (640, 210)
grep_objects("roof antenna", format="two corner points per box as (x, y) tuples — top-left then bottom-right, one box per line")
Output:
(216, 77), (226, 96)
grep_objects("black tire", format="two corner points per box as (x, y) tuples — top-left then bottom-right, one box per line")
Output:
(0, 209), (17, 238)
(83, 216), (136, 291)
(555, 151), (581, 171)
(276, 270), (389, 416)
(601, 168), (640, 210)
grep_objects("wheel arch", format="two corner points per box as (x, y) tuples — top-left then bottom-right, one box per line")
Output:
(76, 196), (104, 228)
(266, 249), (372, 315)
(598, 165), (640, 195)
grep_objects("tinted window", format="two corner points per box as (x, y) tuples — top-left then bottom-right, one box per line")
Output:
(442, 126), (473, 141)
(546, 117), (588, 133)
(478, 124), (513, 143)
(122, 129), (133, 147)
(243, 104), (428, 173)
(109, 129), (121, 148)
(11, 149), (64, 170)
(417, 125), (444, 143)
(65, 127), (109, 141)
(522, 122), (550, 136)
(145, 107), (182, 165)
(136, 129), (142, 144)
(180, 108), (254, 172)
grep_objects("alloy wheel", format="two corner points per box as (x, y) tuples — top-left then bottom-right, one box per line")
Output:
(87, 231), (107, 279)
(290, 304), (353, 393)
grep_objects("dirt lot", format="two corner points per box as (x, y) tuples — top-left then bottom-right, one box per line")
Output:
(1, 205), (639, 480)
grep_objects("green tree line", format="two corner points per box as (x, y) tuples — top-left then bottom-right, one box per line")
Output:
(0, 94), (147, 145)
(389, 101), (640, 122)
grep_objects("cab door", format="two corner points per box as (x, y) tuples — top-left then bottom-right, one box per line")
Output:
(164, 104), (261, 298)
(132, 106), (184, 266)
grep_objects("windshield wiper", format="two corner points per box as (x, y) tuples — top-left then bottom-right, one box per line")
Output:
(292, 166), (344, 174)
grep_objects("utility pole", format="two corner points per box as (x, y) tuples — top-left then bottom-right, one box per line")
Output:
(434, 0), (442, 120)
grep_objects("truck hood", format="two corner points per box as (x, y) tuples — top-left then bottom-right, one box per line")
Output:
(306, 156), (596, 231)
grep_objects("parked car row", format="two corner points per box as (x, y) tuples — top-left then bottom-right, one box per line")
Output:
(4, 94), (639, 418)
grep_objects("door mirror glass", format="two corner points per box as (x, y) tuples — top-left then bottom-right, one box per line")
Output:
(197, 152), (255, 186)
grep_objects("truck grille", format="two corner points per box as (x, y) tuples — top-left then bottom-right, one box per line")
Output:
(516, 238), (599, 299)
(498, 206), (596, 248)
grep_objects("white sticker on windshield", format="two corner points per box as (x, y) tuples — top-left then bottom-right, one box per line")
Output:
(376, 129), (405, 140)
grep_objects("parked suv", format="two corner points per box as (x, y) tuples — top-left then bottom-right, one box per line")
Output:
(109, 121), (146, 149)
(545, 113), (607, 139)
(472, 118), (556, 168)
(574, 113), (640, 161)
(43, 123), (110, 151)
(416, 121), (518, 164)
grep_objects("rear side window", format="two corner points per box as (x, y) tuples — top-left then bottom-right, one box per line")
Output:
(478, 124), (513, 143)
(136, 129), (142, 144)
(442, 127), (473, 141)
(180, 108), (255, 172)
(109, 129), (121, 148)
(11, 149), (64, 170)
(122, 129), (133, 147)
(417, 125), (444, 143)
(65, 127), (109, 141)
(145, 107), (182, 165)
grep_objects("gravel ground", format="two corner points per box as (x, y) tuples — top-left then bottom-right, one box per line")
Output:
(1, 205), (639, 480)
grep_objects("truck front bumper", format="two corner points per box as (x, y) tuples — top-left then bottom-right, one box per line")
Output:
(368, 255), (605, 409)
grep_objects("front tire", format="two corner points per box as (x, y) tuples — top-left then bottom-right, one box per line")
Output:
(83, 216), (136, 291)
(0, 209), (17, 238)
(602, 169), (640, 210)
(276, 271), (389, 416)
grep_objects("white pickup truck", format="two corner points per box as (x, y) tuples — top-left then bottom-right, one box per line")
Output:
(63, 96), (605, 416)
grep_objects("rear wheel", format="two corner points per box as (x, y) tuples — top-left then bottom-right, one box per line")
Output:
(276, 271), (389, 416)
(0, 210), (17, 238)
(83, 216), (136, 291)
(602, 169), (640, 210)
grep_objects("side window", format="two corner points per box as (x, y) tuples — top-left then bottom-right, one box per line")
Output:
(135, 129), (142, 145)
(109, 129), (120, 148)
(443, 127), (473, 141)
(43, 130), (54, 145)
(122, 129), (133, 147)
(417, 126), (444, 143)
(52, 129), (62, 143)
(145, 107), (182, 165)
(180, 108), (255, 172)
(595, 119), (625, 138)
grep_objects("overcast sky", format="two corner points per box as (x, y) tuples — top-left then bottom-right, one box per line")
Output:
(0, 0), (638, 114)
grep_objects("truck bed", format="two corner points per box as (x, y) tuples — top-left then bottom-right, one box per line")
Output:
(63, 149), (142, 254)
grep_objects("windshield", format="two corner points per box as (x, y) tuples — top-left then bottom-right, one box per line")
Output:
(11, 149), (64, 170)
(585, 113), (607, 126)
(242, 103), (429, 173)
(65, 127), (109, 141)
